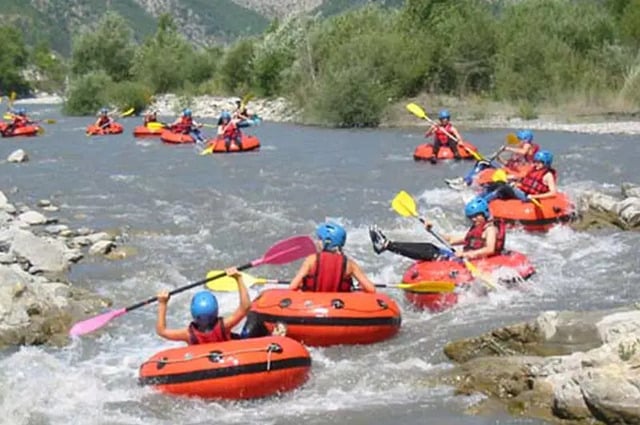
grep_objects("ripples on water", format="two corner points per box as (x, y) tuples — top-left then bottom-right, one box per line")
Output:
(0, 107), (638, 425)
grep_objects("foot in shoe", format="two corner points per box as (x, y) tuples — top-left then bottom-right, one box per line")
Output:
(429, 156), (437, 164)
(368, 225), (389, 254)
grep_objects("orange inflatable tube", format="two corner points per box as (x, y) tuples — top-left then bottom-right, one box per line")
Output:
(414, 141), (478, 161)
(204, 135), (261, 153)
(86, 123), (124, 136)
(1, 124), (41, 137)
(401, 251), (535, 312)
(160, 129), (196, 144)
(133, 125), (163, 137)
(488, 192), (577, 232)
(249, 289), (401, 346)
(138, 336), (310, 400)
(473, 163), (534, 186)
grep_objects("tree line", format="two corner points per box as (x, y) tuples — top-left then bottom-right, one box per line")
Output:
(2, 0), (639, 126)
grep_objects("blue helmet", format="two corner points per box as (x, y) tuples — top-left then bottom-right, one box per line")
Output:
(220, 111), (232, 121)
(516, 129), (533, 142)
(316, 222), (346, 250)
(182, 108), (192, 117)
(17, 107), (26, 116)
(100, 107), (108, 115)
(190, 291), (218, 323)
(534, 150), (553, 167)
(439, 109), (450, 120)
(464, 197), (490, 219)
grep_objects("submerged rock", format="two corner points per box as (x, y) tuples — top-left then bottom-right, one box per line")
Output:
(440, 307), (640, 424)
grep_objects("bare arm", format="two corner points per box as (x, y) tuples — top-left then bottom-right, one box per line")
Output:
(155, 290), (190, 343)
(349, 260), (376, 293)
(222, 267), (251, 330)
(529, 172), (557, 199)
(288, 255), (315, 290)
(460, 225), (497, 259)
(450, 125), (464, 143)
(424, 124), (437, 137)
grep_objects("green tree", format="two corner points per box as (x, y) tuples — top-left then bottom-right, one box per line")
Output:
(31, 41), (67, 93)
(0, 25), (30, 95)
(63, 71), (112, 115)
(219, 39), (255, 93)
(70, 12), (135, 82)
(131, 14), (201, 93)
(619, 0), (640, 47)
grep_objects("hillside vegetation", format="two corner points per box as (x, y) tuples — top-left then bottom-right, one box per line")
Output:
(2, 0), (640, 127)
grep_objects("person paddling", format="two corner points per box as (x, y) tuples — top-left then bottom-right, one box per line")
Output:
(156, 267), (250, 344)
(143, 110), (158, 126)
(232, 98), (250, 121)
(95, 107), (114, 129)
(369, 197), (506, 261)
(170, 108), (204, 143)
(217, 111), (243, 151)
(3, 107), (30, 135)
(289, 222), (377, 293)
(425, 109), (464, 164)
(500, 129), (539, 167)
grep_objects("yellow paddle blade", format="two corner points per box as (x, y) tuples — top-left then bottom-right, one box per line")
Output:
(36, 127), (45, 135)
(43, 119), (56, 124)
(199, 145), (214, 156)
(240, 93), (254, 108)
(492, 169), (508, 183)
(406, 102), (428, 120)
(120, 108), (135, 118)
(460, 143), (483, 161)
(505, 133), (519, 145)
(3, 113), (14, 120)
(396, 281), (455, 293)
(391, 190), (418, 218)
(146, 122), (165, 130)
(9, 91), (16, 105)
(205, 270), (266, 291)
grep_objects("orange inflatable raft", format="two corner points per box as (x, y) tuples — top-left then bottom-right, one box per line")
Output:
(488, 192), (577, 232)
(249, 289), (401, 346)
(473, 163), (534, 186)
(401, 251), (535, 312)
(86, 122), (124, 136)
(133, 125), (163, 137)
(202, 135), (261, 154)
(138, 336), (310, 400)
(0, 124), (41, 137)
(414, 142), (478, 161)
(160, 129), (196, 144)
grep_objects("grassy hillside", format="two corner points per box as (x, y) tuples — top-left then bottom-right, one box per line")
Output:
(315, 0), (404, 17)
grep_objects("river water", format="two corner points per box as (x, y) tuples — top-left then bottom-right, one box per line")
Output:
(0, 104), (639, 425)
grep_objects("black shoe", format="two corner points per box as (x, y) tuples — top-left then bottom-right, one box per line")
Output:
(454, 155), (462, 161)
(369, 225), (389, 254)
(429, 156), (437, 164)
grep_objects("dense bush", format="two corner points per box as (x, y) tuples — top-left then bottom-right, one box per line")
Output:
(0, 25), (30, 95)
(63, 71), (112, 115)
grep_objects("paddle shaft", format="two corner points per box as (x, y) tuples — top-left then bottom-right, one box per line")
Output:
(125, 262), (254, 312)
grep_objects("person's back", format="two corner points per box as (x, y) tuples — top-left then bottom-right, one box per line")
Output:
(290, 222), (376, 293)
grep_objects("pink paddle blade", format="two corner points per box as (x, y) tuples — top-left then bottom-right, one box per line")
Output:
(252, 236), (316, 267)
(69, 308), (126, 336)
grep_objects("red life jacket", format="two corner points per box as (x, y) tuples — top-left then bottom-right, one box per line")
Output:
(144, 115), (157, 125)
(463, 220), (506, 255)
(434, 123), (454, 143)
(174, 117), (193, 134)
(187, 318), (229, 345)
(524, 143), (540, 162)
(97, 116), (111, 127)
(519, 167), (557, 195)
(13, 116), (28, 128)
(301, 251), (353, 292)
(223, 121), (240, 138)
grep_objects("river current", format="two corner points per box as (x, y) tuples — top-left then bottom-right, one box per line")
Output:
(0, 104), (638, 425)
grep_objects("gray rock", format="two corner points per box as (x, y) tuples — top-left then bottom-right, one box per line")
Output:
(10, 229), (69, 275)
(579, 365), (640, 424)
(42, 205), (59, 212)
(88, 240), (115, 256)
(17, 211), (48, 225)
(44, 224), (69, 235)
(75, 227), (91, 236)
(3, 204), (16, 214)
(7, 149), (28, 163)
(0, 191), (7, 210)
(617, 197), (640, 228)
(0, 253), (15, 264)
(37, 199), (51, 207)
(85, 232), (113, 244)
(622, 182), (640, 199)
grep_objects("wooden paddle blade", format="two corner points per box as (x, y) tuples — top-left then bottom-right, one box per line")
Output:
(505, 133), (519, 145)
(406, 103), (427, 120)
(254, 236), (316, 266)
(396, 281), (455, 293)
(391, 190), (418, 218)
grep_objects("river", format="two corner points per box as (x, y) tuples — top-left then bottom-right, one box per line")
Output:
(0, 104), (639, 425)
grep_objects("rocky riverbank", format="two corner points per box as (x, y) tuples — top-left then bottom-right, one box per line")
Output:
(437, 306), (640, 424)
(573, 182), (640, 231)
(0, 178), (127, 347)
